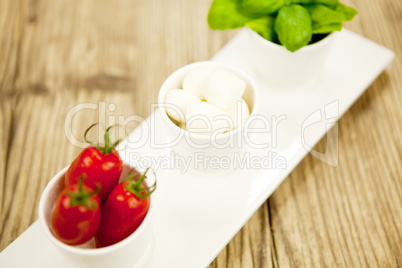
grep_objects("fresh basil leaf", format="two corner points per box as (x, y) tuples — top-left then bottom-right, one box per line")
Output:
(246, 16), (276, 41)
(316, 0), (338, 5)
(208, 0), (255, 30)
(241, 0), (286, 16)
(334, 3), (358, 21)
(306, 3), (358, 32)
(274, 4), (312, 52)
(312, 22), (342, 33)
(287, 0), (339, 8)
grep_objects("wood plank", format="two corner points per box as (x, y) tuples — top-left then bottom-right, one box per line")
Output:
(210, 203), (276, 268)
(0, 0), (26, 248)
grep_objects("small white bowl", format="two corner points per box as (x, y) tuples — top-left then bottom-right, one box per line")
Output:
(158, 61), (259, 176)
(245, 26), (338, 89)
(38, 164), (154, 268)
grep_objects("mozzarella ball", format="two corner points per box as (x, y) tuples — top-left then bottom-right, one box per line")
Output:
(204, 69), (246, 110)
(182, 66), (215, 99)
(165, 89), (200, 124)
(186, 101), (231, 135)
(226, 98), (250, 130)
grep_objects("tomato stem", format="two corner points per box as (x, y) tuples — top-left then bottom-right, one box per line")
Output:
(66, 175), (99, 209)
(84, 123), (123, 155)
(124, 168), (157, 200)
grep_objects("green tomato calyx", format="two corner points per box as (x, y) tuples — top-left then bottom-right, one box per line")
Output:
(84, 123), (123, 155)
(124, 168), (157, 200)
(66, 175), (100, 209)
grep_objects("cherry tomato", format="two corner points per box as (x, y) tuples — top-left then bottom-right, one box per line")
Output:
(95, 169), (156, 247)
(65, 125), (123, 202)
(50, 177), (101, 245)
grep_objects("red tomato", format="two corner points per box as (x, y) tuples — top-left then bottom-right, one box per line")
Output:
(95, 169), (156, 247)
(50, 177), (101, 245)
(65, 125), (123, 202)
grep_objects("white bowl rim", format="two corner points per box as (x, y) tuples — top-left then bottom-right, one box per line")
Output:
(38, 165), (154, 256)
(245, 26), (338, 53)
(157, 61), (260, 141)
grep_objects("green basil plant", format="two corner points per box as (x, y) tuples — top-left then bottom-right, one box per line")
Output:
(208, 0), (358, 52)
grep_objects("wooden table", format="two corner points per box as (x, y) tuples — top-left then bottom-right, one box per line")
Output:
(0, 0), (401, 267)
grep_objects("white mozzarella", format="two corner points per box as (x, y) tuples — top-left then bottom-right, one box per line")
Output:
(186, 101), (231, 135)
(165, 89), (200, 124)
(226, 98), (250, 130)
(182, 66), (215, 99)
(204, 69), (246, 110)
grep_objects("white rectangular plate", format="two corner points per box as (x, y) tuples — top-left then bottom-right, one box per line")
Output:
(0, 28), (394, 268)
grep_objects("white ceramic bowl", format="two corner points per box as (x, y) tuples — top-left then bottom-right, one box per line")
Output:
(38, 164), (154, 268)
(158, 61), (259, 176)
(245, 26), (338, 89)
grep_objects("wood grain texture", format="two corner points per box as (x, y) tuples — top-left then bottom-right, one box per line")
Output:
(0, 0), (401, 267)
